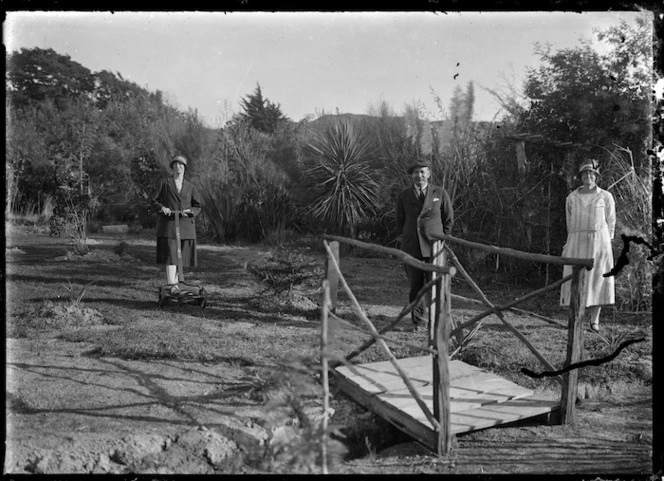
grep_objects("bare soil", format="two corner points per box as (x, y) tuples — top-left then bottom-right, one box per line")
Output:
(4, 225), (655, 475)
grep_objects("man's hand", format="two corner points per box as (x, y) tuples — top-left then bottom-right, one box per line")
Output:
(161, 207), (172, 216)
(182, 209), (193, 217)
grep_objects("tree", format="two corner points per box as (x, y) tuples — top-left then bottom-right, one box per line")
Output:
(129, 149), (162, 227)
(522, 18), (651, 174)
(91, 69), (151, 110)
(430, 81), (481, 207)
(464, 82), (475, 123)
(237, 83), (289, 134)
(448, 85), (465, 134)
(6, 46), (207, 229)
(469, 16), (653, 283)
(5, 105), (49, 215)
(6, 47), (96, 110)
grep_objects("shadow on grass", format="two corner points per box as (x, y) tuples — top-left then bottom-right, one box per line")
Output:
(196, 304), (320, 329)
(79, 297), (166, 310)
(7, 274), (134, 288)
(6, 245), (71, 265)
(80, 347), (258, 367)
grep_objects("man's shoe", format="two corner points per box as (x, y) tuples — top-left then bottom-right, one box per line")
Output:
(402, 322), (423, 332)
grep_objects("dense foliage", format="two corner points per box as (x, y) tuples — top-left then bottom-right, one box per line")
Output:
(5, 15), (655, 309)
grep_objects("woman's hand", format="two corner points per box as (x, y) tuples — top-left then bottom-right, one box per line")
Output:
(182, 209), (193, 217)
(161, 207), (172, 216)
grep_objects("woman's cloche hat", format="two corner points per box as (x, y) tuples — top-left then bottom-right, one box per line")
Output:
(170, 155), (188, 168)
(578, 159), (600, 175)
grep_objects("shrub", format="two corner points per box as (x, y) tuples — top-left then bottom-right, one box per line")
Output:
(113, 241), (130, 257)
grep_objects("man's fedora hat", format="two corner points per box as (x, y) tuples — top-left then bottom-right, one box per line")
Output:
(407, 158), (431, 174)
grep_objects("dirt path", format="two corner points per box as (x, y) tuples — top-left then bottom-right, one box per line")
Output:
(6, 337), (270, 474)
(5, 233), (317, 474)
(4, 229), (655, 475)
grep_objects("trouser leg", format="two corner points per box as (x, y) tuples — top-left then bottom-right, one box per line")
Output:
(405, 257), (431, 323)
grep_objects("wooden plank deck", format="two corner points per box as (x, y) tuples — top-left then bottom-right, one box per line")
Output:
(334, 356), (559, 452)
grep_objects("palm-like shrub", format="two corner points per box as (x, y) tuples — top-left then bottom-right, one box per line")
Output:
(304, 121), (380, 238)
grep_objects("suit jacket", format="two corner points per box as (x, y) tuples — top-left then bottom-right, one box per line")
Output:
(153, 177), (202, 239)
(396, 184), (453, 258)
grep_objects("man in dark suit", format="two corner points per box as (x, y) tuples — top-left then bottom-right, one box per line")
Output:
(396, 159), (454, 326)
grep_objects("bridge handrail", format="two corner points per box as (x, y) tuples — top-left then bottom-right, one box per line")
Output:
(431, 234), (594, 269)
(322, 234), (456, 275)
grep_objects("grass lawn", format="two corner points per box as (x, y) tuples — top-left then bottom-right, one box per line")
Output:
(5, 222), (654, 474)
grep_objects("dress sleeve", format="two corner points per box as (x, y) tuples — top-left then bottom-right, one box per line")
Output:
(605, 191), (616, 239)
(153, 179), (167, 211)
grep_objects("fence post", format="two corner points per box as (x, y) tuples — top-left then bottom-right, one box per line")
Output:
(325, 240), (340, 313)
(432, 271), (452, 455)
(560, 266), (586, 424)
(320, 280), (330, 474)
(429, 241), (448, 341)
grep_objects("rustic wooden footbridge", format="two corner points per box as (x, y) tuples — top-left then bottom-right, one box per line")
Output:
(317, 233), (593, 464)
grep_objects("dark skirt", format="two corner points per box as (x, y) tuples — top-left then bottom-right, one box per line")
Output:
(156, 237), (197, 267)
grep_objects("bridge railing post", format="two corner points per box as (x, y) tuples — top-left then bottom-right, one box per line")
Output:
(432, 266), (452, 455)
(559, 266), (587, 424)
(325, 240), (340, 313)
(319, 280), (330, 474)
(429, 241), (446, 341)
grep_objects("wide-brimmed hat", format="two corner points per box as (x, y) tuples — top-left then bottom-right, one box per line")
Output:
(578, 159), (600, 175)
(170, 155), (188, 168)
(407, 159), (431, 174)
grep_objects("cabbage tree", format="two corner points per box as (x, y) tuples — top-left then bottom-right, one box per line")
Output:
(304, 121), (380, 238)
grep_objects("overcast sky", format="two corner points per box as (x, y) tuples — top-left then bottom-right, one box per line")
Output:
(4, 11), (651, 128)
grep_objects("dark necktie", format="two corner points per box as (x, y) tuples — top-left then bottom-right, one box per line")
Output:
(418, 189), (425, 203)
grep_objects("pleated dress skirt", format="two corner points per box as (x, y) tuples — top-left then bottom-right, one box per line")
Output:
(156, 237), (197, 267)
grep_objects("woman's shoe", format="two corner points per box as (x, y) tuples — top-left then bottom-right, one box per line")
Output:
(590, 321), (600, 332)
(169, 285), (180, 295)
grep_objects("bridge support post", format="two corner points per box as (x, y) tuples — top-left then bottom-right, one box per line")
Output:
(325, 240), (340, 313)
(560, 266), (587, 424)
(432, 270), (452, 455)
(319, 280), (330, 474)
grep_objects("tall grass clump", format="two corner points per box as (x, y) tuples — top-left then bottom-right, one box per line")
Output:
(63, 279), (95, 307)
(196, 122), (299, 243)
(604, 145), (653, 311)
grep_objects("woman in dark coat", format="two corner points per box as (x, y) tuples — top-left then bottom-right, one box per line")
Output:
(153, 155), (202, 294)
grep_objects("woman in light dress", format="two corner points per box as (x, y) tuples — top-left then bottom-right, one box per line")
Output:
(560, 160), (616, 332)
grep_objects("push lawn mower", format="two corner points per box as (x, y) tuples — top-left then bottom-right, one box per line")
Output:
(157, 210), (207, 308)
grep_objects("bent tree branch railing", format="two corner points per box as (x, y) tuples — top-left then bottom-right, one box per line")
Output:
(432, 233), (592, 423)
(319, 233), (593, 458)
